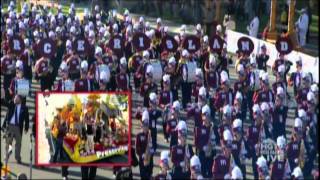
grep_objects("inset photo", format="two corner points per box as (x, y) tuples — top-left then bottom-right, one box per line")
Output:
(35, 92), (131, 166)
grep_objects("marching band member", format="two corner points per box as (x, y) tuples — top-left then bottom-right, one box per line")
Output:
(247, 56), (260, 119)
(291, 166), (303, 180)
(135, 110), (154, 179)
(9, 60), (30, 104)
(295, 72), (311, 109)
(116, 57), (130, 91)
(272, 53), (292, 78)
(153, 151), (172, 179)
(187, 86), (207, 128)
(54, 62), (74, 92)
(231, 119), (247, 178)
(231, 166), (243, 180)
(171, 120), (194, 179)
(148, 93), (162, 153)
(256, 156), (270, 180)
(164, 56), (179, 101)
(260, 102), (273, 139)
(140, 65), (157, 108)
(35, 56), (53, 91)
(310, 84), (318, 108)
(177, 49), (192, 109)
(66, 51), (81, 81)
(255, 44), (269, 72)
(217, 105), (233, 142)
(288, 57), (303, 97)
(212, 129), (235, 180)
(74, 60), (94, 92)
(232, 92), (244, 121)
(204, 53), (219, 93)
(192, 68), (204, 103)
(195, 105), (217, 178)
(166, 101), (180, 148)
(129, 51), (143, 91)
(246, 104), (263, 179)
(1, 49), (16, 100)
(272, 64), (287, 98)
(190, 155), (204, 179)
(272, 87), (288, 138)
(253, 72), (275, 104)
(217, 45), (230, 75)
(159, 74), (173, 141)
(213, 71), (233, 120)
(136, 50), (151, 84)
(233, 64), (249, 119)
(270, 136), (291, 179)
(19, 38), (33, 81)
(98, 71), (110, 91)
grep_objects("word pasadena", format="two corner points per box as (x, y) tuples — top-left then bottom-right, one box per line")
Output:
(96, 145), (128, 159)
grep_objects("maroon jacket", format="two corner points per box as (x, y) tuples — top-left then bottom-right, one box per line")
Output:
(135, 131), (148, 157)
(270, 159), (288, 180)
(295, 87), (309, 106)
(1, 56), (15, 75)
(205, 70), (219, 89)
(187, 105), (202, 128)
(214, 88), (234, 110)
(74, 78), (93, 92)
(212, 154), (231, 180)
(158, 90), (172, 107)
(253, 88), (274, 104)
(116, 73), (129, 91)
(194, 125), (210, 150)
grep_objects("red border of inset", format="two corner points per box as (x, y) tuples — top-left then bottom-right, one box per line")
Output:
(35, 91), (132, 167)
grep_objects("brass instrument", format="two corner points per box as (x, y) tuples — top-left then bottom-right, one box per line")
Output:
(143, 130), (152, 166)
(298, 139), (307, 169)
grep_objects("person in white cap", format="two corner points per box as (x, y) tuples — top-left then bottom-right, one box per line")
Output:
(190, 155), (204, 179)
(204, 53), (219, 94)
(139, 64), (157, 107)
(53, 61), (74, 92)
(34, 56), (52, 91)
(1, 46), (16, 101)
(272, 86), (288, 138)
(295, 8), (309, 47)
(247, 14), (259, 38)
(253, 71), (274, 105)
(135, 109), (154, 179)
(221, 104), (233, 125)
(97, 71), (110, 91)
(233, 91), (244, 120)
(164, 56), (179, 100)
(291, 166), (303, 179)
(212, 129), (234, 179)
(19, 38), (33, 81)
(170, 120), (194, 179)
(231, 118), (247, 178)
(260, 102), (273, 137)
(65, 50), (81, 81)
(177, 49), (193, 109)
(194, 104), (216, 178)
(256, 156), (270, 179)
(270, 136), (291, 179)
(272, 64), (288, 100)
(192, 68), (204, 103)
(233, 64), (249, 119)
(255, 44), (269, 72)
(288, 57), (303, 97)
(245, 104), (263, 179)
(310, 83), (318, 106)
(231, 165), (243, 179)
(74, 60), (94, 92)
(116, 57), (130, 91)
(286, 118), (307, 174)
(166, 100), (181, 147)
(295, 72), (312, 108)
(153, 150), (172, 179)
(147, 92), (162, 152)
(187, 86), (208, 127)
(214, 71), (234, 117)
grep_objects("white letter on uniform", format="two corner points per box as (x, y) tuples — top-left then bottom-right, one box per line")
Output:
(241, 41), (249, 51)
(280, 41), (288, 51)
(44, 43), (51, 53)
(114, 38), (121, 49)
(166, 40), (173, 49)
(139, 37), (144, 47)
(77, 40), (85, 51)
(212, 39), (221, 49)
(13, 40), (21, 50)
(188, 40), (195, 50)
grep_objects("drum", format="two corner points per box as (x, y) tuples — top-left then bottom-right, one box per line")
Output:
(149, 59), (163, 83)
(63, 80), (74, 92)
(186, 61), (197, 83)
(95, 64), (111, 82)
(16, 79), (30, 96)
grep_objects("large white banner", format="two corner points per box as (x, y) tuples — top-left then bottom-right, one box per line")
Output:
(225, 30), (319, 83)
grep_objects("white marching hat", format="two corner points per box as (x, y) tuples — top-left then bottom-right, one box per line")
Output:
(209, 54), (216, 65)
(276, 135), (286, 149)
(278, 64), (285, 74)
(180, 24), (186, 31)
(142, 109), (149, 124)
(149, 92), (157, 102)
(198, 86), (206, 97)
(195, 68), (203, 77)
(201, 105), (211, 116)
(95, 46), (102, 55)
(294, 118), (303, 128)
(66, 39), (72, 48)
(177, 120), (187, 131)
(196, 24), (201, 31)
(15, 60), (23, 70)
(143, 50), (150, 58)
(60, 61), (68, 71)
(182, 49), (189, 57)
(146, 65), (153, 75)
(298, 109), (306, 118)
(260, 102), (269, 112)
(223, 129), (233, 141)
(232, 119), (242, 129)
(160, 150), (169, 162)
(168, 56), (176, 64)
(277, 87), (284, 96)
(252, 104), (261, 113)
(80, 60), (88, 71)
(256, 156), (267, 168)
(220, 71), (229, 83)
(310, 84), (318, 93)
(172, 100), (180, 111)
(120, 57), (127, 65)
(190, 155), (201, 169)
(307, 91), (315, 103)
(156, 18), (161, 24)
(163, 74), (170, 83)
(231, 166), (243, 179)
(292, 167), (303, 178)
(235, 91), (243, 101)
(203, 35), (209, 43)
(223, 105), (232, 115)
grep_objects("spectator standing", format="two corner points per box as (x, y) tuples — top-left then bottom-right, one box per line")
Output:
(247, 14), (260, 38)
(295, 8), (309, 47)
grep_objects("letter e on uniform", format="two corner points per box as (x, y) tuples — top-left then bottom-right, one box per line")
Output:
(13, 40), (21, 50)
(166, 40), (173, 49)
(78, 40), (85, 51)
(44, 43), (51, 53)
